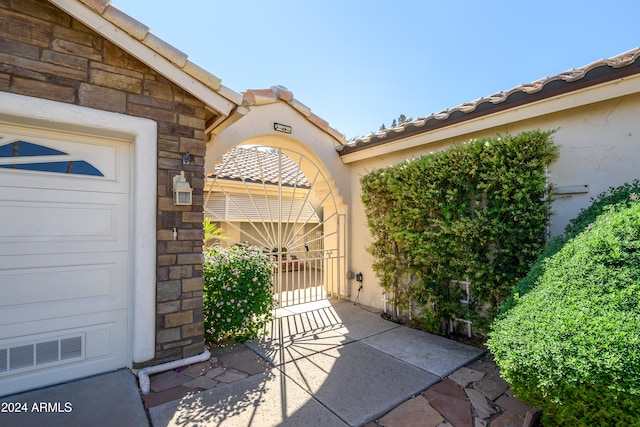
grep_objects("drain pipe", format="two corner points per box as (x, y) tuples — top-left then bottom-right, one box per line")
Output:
(137, 349), (211, 395)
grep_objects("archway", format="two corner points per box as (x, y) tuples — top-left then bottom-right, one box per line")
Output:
(204, 145), (346, 307)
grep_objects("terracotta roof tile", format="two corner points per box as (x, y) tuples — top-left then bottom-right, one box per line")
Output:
(289, 98), (312, 117)
(182, 61), (222, 91)
(342, 47), (640, 154)
(308, 113), (329, 130)
(272, 85), (293, 102)
(80, 0), (108, 14)
(210, 146), (311, 188)
(141, 32), (188, 67)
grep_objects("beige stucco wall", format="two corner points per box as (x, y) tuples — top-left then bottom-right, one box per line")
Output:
(207, 102), (351, 206)
(347, 90), (640, 310)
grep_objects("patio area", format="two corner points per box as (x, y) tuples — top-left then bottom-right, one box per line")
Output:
(146, 299), (537, 426)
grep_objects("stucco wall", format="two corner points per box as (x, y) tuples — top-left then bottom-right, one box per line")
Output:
(347, 93), (640, 310)
(0, 0), (208, 365)
(208, 102), (351, 206)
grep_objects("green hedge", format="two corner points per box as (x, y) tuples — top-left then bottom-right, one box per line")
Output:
(500, 179), (640, 314)
(360, 130), (558, 331)
(488, 199), (640, 426)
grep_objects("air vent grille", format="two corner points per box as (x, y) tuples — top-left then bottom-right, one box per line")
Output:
(0, 334), (85, 376)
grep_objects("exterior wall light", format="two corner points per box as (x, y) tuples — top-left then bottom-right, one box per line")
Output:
(173, 171), (192, 206)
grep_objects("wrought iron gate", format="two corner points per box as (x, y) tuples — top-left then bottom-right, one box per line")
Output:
(204, 146), (346, 307)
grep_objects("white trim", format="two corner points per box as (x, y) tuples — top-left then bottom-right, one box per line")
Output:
(340, 73), (640, 163)
(0, 91), (157, 364)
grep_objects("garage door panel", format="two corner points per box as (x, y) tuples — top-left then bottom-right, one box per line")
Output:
(1, 264), (112, 306)
(0, 189), (128, 256)
(3, 202), (113, 238)
(0, 252), (128, 326)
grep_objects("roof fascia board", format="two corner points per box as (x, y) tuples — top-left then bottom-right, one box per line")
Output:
(340, 73), (640, 164)
(49, 0), (238, 116)
(206, 105), (251, 137)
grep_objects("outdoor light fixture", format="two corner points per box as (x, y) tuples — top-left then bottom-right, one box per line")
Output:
(274, 123), (292, 134)
(173, 171), (193, 206)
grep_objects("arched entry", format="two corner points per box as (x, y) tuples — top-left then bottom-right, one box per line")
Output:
(204, 145), (346, 307)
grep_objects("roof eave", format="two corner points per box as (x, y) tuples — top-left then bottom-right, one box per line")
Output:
(339, 69), (640, 163)
(49, 0), (241, 116)
(340, 48), (640, 161)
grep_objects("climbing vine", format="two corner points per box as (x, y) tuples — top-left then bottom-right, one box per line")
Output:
(361, 130), (559, 333)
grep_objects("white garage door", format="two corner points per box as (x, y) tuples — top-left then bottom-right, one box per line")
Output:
(0, 126), (132, 396)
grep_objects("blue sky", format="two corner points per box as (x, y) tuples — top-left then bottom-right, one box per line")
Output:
(113, 1), (638, 140)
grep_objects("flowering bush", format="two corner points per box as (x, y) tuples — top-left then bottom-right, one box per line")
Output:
(203, 245), (275, 343)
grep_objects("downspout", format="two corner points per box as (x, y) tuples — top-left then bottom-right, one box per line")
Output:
(136, 349), (211, 395)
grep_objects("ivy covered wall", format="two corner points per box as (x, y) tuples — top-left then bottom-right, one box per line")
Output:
(360, 130), (559, 332)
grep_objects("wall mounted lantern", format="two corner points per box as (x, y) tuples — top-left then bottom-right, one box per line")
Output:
(173, 171), (192, 206)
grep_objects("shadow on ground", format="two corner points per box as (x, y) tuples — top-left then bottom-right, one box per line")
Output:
(149, 299), (483, 426)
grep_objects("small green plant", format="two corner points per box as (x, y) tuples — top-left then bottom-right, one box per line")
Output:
(204, 218), (225, 247)
(203, 245), (275, 343)
(488, 197), (640, 426)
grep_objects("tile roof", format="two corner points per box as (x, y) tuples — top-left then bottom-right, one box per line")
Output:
(209, 146), (311, 188)
(53, 0), (243, 109)
(243, 86), (347, 144)
(339, 47), (640, 155)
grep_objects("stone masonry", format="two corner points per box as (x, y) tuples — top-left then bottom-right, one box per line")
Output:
(0, 0), (207, 365)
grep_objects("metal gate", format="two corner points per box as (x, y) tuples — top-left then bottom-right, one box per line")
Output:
(204, 146), (345, 307)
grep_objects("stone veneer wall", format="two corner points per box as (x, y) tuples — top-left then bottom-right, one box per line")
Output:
(0, 0), (206, 365)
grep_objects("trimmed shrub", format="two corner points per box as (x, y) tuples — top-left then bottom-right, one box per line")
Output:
(500, 180), (640, 314)
(488, 200), (640, 426)
(360, 130), (558, 332)
(203, 245), (275, 343)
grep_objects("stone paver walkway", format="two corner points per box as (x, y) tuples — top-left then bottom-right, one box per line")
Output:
(370, 354), (541, 427)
